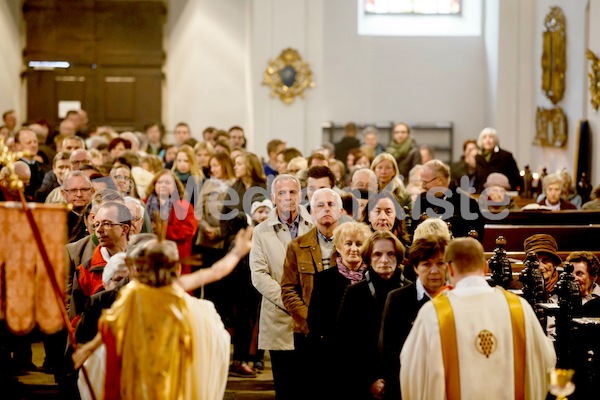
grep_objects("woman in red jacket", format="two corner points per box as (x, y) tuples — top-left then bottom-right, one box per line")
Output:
(145, 169), (198, 274)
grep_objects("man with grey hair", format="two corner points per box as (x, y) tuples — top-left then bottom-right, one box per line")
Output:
(62, 171), (95, 241)
(351, 167), (378, 193)
(62, 135), (86, 153)
(280, 187), (343, 398)
(70, 201), (132, 318)
(250, 173), (313, 399)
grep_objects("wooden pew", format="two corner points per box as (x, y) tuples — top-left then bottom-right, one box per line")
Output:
(481, 210), (600, 253)
(482, 224), (600, 253)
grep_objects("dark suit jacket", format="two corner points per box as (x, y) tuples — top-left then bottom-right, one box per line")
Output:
(21, 159), (49, 202)
(334, 268), (407, 400)
(307, 264), (354, 343)
(380, 283), (429, 400)
(411, 184), (485, 241)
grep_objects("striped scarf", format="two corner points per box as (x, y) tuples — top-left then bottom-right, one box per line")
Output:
(336, 257), (366, 285)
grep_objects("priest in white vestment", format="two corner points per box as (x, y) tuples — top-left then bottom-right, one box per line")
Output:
(400, 237), (556, 400)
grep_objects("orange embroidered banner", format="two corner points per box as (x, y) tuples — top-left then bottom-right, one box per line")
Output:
(0, 203), (68, 334)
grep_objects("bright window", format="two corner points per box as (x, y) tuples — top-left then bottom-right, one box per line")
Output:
(365, 0), (461, 15)
(358, 0), (480, 37)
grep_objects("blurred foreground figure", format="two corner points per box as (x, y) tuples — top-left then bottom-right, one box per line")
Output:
(75, 238), (230, 400)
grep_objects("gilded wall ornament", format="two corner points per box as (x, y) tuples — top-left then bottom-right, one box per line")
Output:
(263, 48), (315, 105)
(586, 49), (600, 112)
(541, 7), (566, 105)
(535, 107), (567, 148)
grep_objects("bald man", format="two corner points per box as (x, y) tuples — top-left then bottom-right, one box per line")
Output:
(0, 161), (31, 201)
(400, 238), (556, 400)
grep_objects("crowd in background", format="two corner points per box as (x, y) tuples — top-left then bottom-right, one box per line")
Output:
(1, 108), (597, 398)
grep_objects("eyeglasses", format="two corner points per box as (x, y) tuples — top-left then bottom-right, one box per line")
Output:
(64, 187), (92, 195)
(92, 221), (123, 231)
(114, 175), (132, 182)
(421, 176), (438, 185)
(71, 160), (91, 166)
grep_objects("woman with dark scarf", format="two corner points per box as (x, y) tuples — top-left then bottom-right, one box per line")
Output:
(334, 230), (408, 400)
(145, 169), (197, 275)
(524, 233), (562, 297)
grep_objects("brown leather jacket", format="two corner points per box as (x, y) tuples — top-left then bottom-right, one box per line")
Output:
(281, 227), (337, 335)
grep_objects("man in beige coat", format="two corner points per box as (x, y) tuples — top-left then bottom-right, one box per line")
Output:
(250, 174), (313, 400)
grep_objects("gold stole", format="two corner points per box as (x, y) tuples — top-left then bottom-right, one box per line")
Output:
(431, 290), (525, 400)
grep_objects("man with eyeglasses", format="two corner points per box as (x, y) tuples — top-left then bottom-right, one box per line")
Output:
(70, 201), (131, 321)
(411, 159), (484, 241)
(69, 148), (92, 171)
(61, 171), (95, 241)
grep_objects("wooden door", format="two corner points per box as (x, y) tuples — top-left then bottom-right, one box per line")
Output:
(23, 0), (165, 131)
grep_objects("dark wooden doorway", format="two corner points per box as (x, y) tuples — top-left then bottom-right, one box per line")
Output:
(23, 0), (165, 132)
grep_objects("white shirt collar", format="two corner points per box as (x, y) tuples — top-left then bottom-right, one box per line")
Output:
(415, 278), (432, 301)
(100, 247), (112, 263)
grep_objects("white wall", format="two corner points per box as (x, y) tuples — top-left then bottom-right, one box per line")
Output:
(165, 0), (248, 142)
(249, 0), (325, 160)
(323, 0), (486, 160)
(0, 0), (22, 124)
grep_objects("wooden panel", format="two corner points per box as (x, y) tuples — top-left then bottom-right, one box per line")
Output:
(104, 76), (135, 122)
(24, 0), (164, 130)
(23, 0), (96, 64)
(97, 69), (162, 131)
(26, 70), (56, 123)
(95, 1), (165, 66)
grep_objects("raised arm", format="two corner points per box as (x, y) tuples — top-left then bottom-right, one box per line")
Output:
(177, 227), (253, 291)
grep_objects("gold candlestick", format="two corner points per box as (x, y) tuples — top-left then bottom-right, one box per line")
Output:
(547, 368), (575, 400)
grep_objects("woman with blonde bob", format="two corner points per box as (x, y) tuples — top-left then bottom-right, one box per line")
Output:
(306, 221), (373, 398)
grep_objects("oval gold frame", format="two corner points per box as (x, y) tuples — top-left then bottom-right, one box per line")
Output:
(541, 7), (566, 105)
(263, 48), (315, 105)
(535, 106), (567, 148)
(586, 49), (600, 112)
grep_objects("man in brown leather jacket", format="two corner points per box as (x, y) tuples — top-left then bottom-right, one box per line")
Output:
(280, 187), (343, 398)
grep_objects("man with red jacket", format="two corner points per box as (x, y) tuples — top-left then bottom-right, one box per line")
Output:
(70, 201), (131, 321)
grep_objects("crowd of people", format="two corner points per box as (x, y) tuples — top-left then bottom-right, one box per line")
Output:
(1, 108), (599, 399)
